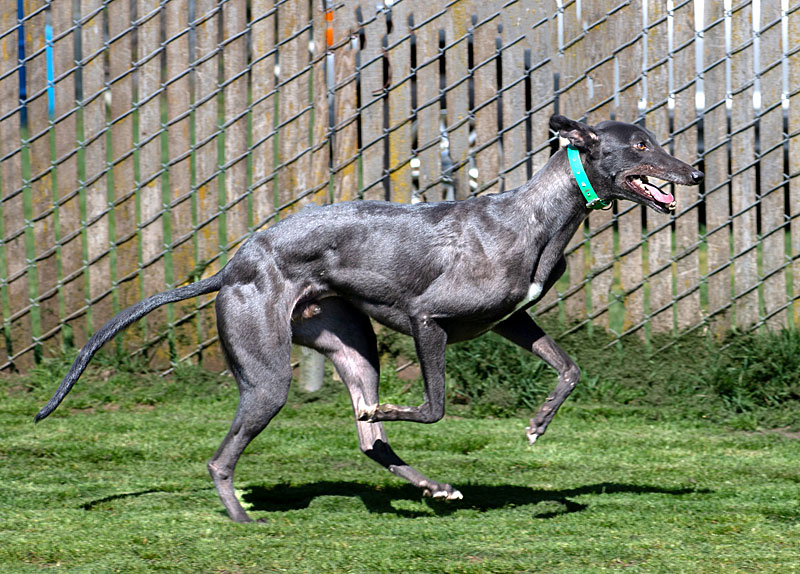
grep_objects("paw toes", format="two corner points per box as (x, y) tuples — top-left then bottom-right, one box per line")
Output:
(356, 398), (378, 422)
(525, 426), (541, 445)
(423, 485), (463, 501)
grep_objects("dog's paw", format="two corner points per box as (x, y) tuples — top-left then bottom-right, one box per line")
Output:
(525, 426), (541, 445)
(423, 485), (463, 501)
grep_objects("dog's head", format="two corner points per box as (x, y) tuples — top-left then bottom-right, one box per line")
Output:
(550, 115), (703, 214)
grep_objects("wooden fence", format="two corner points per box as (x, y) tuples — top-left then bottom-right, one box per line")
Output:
(0, 0), (798, 371)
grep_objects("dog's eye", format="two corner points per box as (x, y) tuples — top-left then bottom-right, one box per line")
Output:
(635, 141), (648, 151)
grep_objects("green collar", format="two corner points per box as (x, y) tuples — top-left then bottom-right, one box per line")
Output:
(567, 146), (611, 210)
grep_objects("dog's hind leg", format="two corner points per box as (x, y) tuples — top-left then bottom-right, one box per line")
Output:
(208, 285), (294, 522)
(493, 310), (580, 445)
(293, 298), (463, 501)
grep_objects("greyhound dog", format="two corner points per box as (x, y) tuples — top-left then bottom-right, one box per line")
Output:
(35, 115), (703, 522)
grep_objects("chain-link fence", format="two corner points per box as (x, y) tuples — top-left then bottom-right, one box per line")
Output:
(0, 0), (798, 372)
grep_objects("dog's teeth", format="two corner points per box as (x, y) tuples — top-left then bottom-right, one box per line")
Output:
(668, 200), (677, 210)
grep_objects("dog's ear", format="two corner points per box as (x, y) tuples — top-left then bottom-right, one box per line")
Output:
(549, 115), (599, 150)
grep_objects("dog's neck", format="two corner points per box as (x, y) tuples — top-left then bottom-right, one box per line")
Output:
(513, 148), (593, 245)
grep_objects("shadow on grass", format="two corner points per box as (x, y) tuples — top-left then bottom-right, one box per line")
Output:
(81, 488), (165, 510)
(241, 481), (710, 519)
(78, 482), (710, 519)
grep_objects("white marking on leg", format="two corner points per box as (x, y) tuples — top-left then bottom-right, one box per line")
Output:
(525, 282), (543, 302)
(526, 426), (539, 445)
(499, 282), (544, 323)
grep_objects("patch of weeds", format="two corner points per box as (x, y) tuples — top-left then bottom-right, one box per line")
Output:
(711, 329), (800, 408)
(444, 333), (555, 417)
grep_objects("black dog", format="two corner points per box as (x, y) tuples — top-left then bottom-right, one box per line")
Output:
(36, 115), (703, 522)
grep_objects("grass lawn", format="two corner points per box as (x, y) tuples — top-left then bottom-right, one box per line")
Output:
(1, 364), (799, 573)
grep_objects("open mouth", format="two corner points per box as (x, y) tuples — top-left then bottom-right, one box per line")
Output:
(625, 175), (677, 211)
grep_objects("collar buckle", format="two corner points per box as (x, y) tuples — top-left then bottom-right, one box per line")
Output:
(567, 145), (612, 211)
(586, 197), (611, 210)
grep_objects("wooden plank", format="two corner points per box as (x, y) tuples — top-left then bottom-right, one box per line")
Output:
(136, 0), (168, 364)
(500, 2), (527, 190)
(386, 0), (413, 203)
(250, 0), (277, 225)
(310, 3), (331, 206)
(442, 1), (470, 199)
(164, 0), (197, 361)
(612, 2), (645, 337)
(80, 0), (111, 343)
(472, 9), (501, 195)
(276, 0), (312, 212)
(35, 0), (70, 356)
(527, 2), (559, 320)
(108, 0), (140, 358)
(415, 5), (442, 200)
(0, 1), (26, 368)
(729, 2), (759, 329)
(0, 4), (13, 368)
(24, 0), (50, 362)
(357, 4), (387, 200)
(702, 0), (731, 336)
(107, 0), (136, 352)
(645, 0), (674, 336)
(527, 2), (556, 175)
(332, 6), (359, 203)
(582, 3), (616, 332)
(194, 0), (223, 369)
(222, 0), (250, 247)
(613, 1), (644, 118)
(758, 2), (788, 329)
(299, 2), (333, 388)
(558, 0), (588, 324)
(790, 5), (800, 328)
(671, 0), (700, 332)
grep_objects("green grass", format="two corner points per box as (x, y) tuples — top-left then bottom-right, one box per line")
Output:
(2, 348), (800, 573)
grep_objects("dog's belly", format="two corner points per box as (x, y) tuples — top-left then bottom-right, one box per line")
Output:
(349, 300), (413, 336)
(291, 275), (545, 344)
(346, 297), (535, 344)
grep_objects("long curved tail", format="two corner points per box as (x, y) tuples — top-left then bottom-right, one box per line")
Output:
(34, 273), (225, 423)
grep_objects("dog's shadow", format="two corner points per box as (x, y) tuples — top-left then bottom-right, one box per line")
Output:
(241, 481), (709, 519)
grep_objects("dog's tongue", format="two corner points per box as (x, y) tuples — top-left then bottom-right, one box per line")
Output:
(645, 182), (674, 204)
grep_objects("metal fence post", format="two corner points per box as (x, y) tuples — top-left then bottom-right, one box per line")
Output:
(298, 346), (325, 392)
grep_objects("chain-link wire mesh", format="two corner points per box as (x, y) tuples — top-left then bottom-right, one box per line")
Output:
(0, 0), (798, 371)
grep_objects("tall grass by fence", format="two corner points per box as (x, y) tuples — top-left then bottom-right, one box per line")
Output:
(0, 0), (798, 372)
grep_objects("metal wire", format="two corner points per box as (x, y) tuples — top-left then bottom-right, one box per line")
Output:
(0, 0), (797, 372)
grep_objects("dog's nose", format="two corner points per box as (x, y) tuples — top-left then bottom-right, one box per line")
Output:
(691, 170), (704, 184)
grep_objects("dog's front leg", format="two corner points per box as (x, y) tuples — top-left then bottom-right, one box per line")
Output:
(493, 311), (580, 444)
(358, 315), (447, 424)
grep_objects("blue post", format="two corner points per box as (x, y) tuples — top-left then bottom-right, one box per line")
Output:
(46, 24), (54, 118)
(17, 0), (26, 126)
